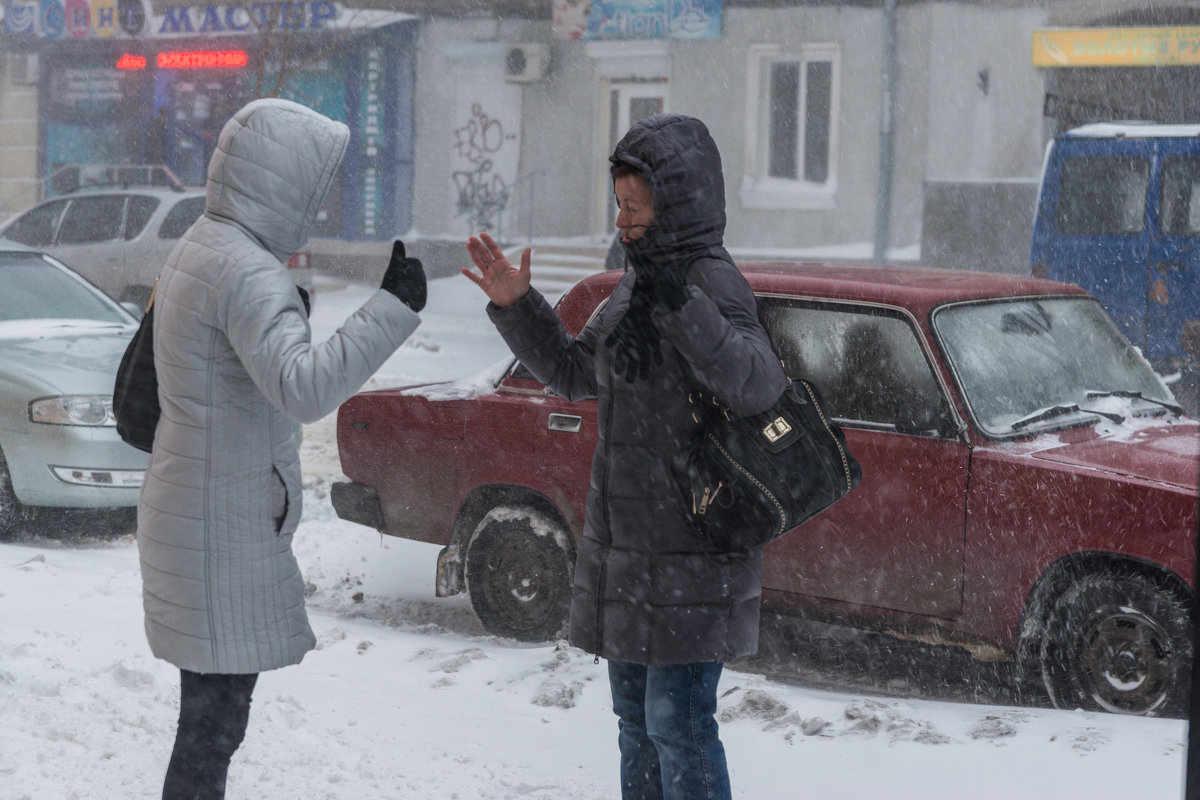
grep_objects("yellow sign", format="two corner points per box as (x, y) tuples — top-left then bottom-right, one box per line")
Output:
(92, 0), (117, 39)
(1032, 27), (1200, 67)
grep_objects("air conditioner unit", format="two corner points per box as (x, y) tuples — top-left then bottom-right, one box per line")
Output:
(7, 53), (38, 85)
(505, 43), (548, 83)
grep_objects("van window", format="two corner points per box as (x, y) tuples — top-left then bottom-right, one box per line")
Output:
(1160, 157), (1200, 236)
(1056, 156), (1148, 235)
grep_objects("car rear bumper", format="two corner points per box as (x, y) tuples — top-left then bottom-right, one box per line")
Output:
(331, 481), (386, 530)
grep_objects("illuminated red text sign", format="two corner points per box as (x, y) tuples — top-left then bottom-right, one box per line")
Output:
(156, 50), (248, 69)
(115, 54), (148, 70)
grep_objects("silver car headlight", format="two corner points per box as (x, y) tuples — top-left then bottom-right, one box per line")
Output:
(29, 396), (116, 426)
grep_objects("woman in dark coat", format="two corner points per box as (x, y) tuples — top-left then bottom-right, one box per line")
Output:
(464, 114), (786, 800)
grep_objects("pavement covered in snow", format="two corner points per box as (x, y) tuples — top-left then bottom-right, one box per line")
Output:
(0, 265), (1188, 799)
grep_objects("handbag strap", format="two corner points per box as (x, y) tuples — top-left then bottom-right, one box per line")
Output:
(145, 278), (158, 314)
(687, 364), (792, 425)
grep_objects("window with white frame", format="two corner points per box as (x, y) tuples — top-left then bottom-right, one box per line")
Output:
(742, 43), (840, 210)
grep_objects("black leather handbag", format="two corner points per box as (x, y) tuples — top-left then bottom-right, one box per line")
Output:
(677, 378), (862, 552)
(112, 284), (160, 453)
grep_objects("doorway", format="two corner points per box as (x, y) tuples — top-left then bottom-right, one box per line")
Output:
(155, 71), (239, 187)
(600, 79), (668, 232)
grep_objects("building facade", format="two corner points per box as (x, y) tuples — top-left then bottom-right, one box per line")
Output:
(1, 0), (1197, 275)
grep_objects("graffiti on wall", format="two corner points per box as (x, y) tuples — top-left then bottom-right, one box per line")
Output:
(453, 159), (510, 233)
(452, 101), (515, 232)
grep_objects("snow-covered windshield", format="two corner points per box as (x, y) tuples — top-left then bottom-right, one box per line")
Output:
(933, 296), (1173, 436)
(0, 253), (129, 324)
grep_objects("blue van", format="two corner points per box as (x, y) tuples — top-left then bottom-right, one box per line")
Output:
(1030, 123), (1200, 370)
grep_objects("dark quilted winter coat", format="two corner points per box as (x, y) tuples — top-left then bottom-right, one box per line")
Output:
(488, 115), (787, 665)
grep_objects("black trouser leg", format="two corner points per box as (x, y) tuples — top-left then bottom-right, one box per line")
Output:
(162, 669), (259, 800)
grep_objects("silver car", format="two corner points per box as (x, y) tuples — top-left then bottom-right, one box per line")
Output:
(0, 187), (206, 308)
(0, 187), (315, 309)
(0, 249), (147, 537)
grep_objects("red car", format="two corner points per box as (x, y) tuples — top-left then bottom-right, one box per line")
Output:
(333, 263), (1199, 717)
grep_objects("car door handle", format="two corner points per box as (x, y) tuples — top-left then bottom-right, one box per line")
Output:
(548, 414), (582, 433)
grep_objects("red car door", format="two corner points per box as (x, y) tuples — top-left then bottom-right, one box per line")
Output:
(759, 301), (970, 619)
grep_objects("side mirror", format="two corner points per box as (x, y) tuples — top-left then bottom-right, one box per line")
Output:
(894, 398), (959, 439)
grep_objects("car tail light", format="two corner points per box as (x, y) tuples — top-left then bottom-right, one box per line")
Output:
(287, 252), (311, 270)
(1030, 262), (1048, 279)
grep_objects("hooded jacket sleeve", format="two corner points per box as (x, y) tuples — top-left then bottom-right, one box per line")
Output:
(487, 287), (601, 402)
(221, 258), (420, 423)
(654, 257), (787, 416)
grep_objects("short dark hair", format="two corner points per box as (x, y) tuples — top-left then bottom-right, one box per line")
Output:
(610, 162), (640, 182)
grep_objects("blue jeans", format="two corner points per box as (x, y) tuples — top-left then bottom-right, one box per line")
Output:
(608, 659), (731, 800)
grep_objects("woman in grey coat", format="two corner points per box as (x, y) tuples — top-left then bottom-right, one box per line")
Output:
(465, 114), (786, 800)
(137, 98), (427, 799)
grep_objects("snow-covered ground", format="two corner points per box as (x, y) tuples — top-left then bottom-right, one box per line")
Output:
(0, 264), (1188, 799)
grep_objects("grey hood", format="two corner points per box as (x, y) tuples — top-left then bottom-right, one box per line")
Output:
(205, 98), (349, 261)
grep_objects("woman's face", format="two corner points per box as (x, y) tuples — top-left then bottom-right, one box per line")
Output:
(614, 174), (655, 244)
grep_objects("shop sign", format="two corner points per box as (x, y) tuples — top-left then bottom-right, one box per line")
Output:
(60, 64), (123, 103)
(64, 0), (88, 38)
(91, 0), (116, 37)
(1, 0), (35, 35)
(40, 0), (64, 38)
(157, 1), (337, 35)
(44, 52), (143, 118)
(1033, 27), (1200, 67)
(117, 0), (142, 35)
(357, 45), (383, 237)
(552, 0), (722, 41)
(2, 0), (346, 39)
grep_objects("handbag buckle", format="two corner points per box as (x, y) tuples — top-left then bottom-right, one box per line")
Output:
(763, 416), (792, 443)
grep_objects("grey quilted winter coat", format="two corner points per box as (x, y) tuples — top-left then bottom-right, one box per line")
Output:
(488, 115), (787, 665)
(137, 99), (420, 674)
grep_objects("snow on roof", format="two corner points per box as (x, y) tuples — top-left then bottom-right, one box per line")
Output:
(1064, 122), (1200, 139)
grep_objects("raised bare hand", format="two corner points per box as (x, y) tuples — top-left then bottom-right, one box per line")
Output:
(462, 231), (532, 308)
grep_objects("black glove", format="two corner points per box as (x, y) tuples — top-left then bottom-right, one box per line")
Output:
(635, 262), (689, 312)
(380, 240), (427, 312)
(605, 290), (663, 382)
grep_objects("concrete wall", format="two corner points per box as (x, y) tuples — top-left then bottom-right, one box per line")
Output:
(920, 179), (1039, 275)
(0, 55), (42, 224)
(919, 3), (1049, 182)
(909, 4), (1050, 269)
(409, 17), (596, 244)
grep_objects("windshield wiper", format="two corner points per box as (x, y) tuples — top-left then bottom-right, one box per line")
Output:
(1010, 402), (1125, 432)
(1085, 389), (1184, 416)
